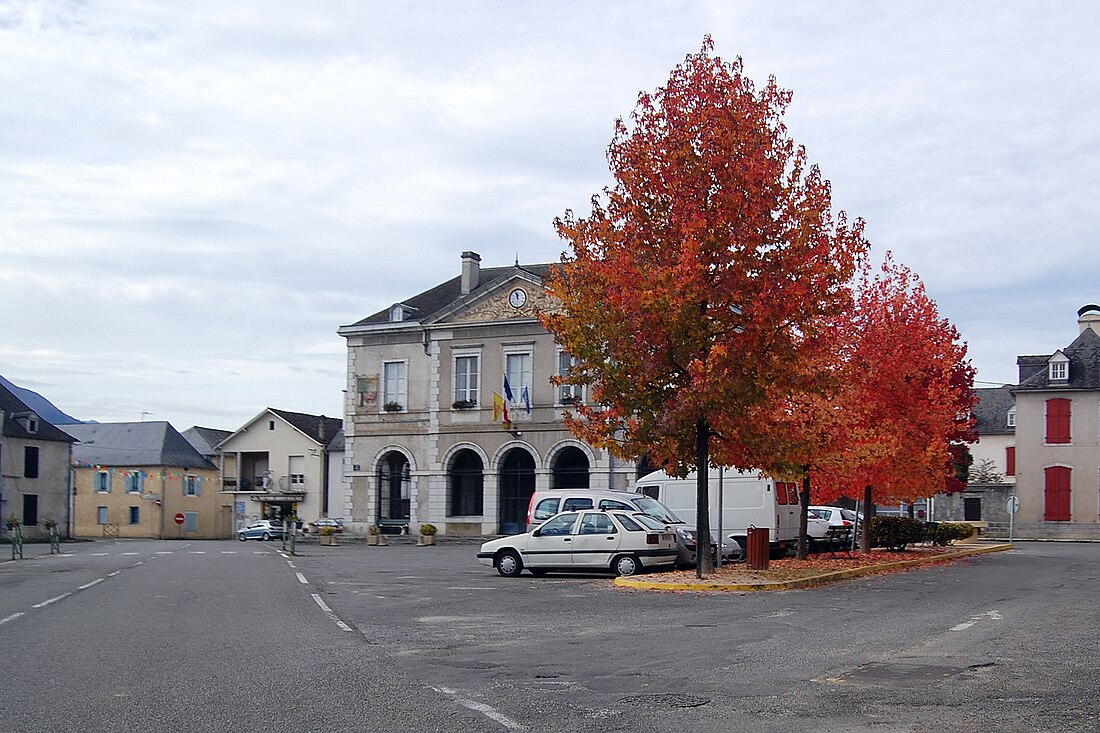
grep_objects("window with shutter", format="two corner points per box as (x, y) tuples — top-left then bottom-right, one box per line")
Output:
(1044, 465), (1072, 521)
(1006, 446), (1016, 476)
(1045, 398), (1072, 444)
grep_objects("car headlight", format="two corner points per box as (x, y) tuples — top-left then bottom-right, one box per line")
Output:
(675, 527), (695, 543)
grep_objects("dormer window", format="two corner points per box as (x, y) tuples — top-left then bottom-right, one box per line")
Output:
(1049, 353), (1069, 382)
(1006, 407), (1016, 428)
(389, 303), (416, 323)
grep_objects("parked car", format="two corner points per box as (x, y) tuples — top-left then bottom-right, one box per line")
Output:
(237, 520), (285, 541)
(478, 510), (678, 577)
(307, 518), (344, 533)
(526, 488), (741, 567)
(808, 506), (859, 549)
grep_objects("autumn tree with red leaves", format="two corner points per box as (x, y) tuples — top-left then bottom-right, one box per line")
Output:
(541, 38), (868, 576)
(819, 256), (976, 551)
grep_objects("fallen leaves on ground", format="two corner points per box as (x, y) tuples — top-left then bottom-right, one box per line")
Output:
(646, 545), (970, 587)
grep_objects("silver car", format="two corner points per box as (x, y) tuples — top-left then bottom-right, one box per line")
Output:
(237, 520), (286, 541)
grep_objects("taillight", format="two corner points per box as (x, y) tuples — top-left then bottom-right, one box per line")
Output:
(842, 520), (851, 526)
(646, 533), (659, 545)
(526, 494), (537, 526)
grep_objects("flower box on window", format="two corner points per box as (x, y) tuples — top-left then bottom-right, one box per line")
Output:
(452, 399), (477, 410)
(383, 401), (403, 412)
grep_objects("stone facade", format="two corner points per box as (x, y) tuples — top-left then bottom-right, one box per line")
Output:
(338, 253), (640, 537)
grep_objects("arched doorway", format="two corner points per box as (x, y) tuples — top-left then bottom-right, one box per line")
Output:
(448, 449), (484, 517)
(377, 451), (410, 526)
(551, 446), (590, 490)
(498, 448), (535, 534)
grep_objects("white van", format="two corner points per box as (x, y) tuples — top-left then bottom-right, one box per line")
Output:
(634, 469), (802, 554)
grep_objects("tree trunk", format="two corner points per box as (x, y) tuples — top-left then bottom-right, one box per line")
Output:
(860, 484), (873, 554)
(695, 417), (714, 578)
(797, 472), (811, 560)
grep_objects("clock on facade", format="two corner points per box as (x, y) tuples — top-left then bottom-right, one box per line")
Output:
(508, 288), (527, 308)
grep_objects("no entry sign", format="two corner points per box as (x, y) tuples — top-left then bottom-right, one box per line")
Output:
(174, 513), (185, 525)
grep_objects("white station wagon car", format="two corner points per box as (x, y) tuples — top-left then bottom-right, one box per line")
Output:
(478, 510), (678, 577)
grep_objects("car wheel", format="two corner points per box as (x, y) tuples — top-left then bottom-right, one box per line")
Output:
(238, 533), (246, 542)
(496, 549), (523, 577)
(262, 532), (271, 541)
(613, 554), (640, 576)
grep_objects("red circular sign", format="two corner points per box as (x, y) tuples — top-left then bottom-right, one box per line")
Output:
(174, 513), (185, 525)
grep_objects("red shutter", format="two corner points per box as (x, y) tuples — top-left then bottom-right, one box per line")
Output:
(1045, 398), (1072, 444)
(1044, 465), (1072, 521)
(1005, 446), (1016, 477)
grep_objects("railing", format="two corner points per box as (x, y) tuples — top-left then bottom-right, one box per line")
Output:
(102, 523), (119, 538)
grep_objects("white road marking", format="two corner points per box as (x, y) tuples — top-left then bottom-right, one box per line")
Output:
(0, 612), (25, 626)
(90, 552), (109, 556)
(429, 685), (525, 730)
(287, 561), (297, 569)
(33, 593), (72, 608)
(311, 593), (353, 632)
(220, 551), (237, 554)
(156, 551), (172, 555)
(296, 573), (309, 584)
(78, 578), (105, 590)
(107, 571), (121, 577)
(190, 551), (206, 555)
(951, 609), (1002, 632)
(122, 552), (139, 556)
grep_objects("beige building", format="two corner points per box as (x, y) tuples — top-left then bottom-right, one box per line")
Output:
(1007, 305), (1100, 539)
(68, 421), (223, 539)
(338, 252), (644, 537)
(217, 408), (343, 530)
(0, 380), (75, 540)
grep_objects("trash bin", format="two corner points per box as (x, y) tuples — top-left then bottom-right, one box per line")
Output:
(746, 526), (770, 570)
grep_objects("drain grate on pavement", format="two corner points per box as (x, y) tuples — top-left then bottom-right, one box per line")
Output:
(618, 693), (711, 709)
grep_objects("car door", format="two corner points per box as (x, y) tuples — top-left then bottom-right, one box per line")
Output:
(523, 512), (578, 569)
(570, 512), (621, 569)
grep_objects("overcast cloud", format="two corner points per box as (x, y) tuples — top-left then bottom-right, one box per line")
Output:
(2, 1), (1098, 430)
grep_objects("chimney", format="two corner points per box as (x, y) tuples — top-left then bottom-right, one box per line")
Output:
(461, 251), (481, 295)
(1078, 304), (1100, 335)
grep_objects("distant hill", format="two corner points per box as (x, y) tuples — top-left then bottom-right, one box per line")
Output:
(0, 375), (85, 424)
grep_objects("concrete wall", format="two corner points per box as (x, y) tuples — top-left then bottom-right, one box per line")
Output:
(73, 466), (224, 539)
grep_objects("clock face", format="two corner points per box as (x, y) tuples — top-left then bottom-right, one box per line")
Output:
(508, 288), (527, 308)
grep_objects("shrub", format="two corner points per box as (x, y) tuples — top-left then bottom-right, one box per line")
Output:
(319, 526), (337, 537)
(927, 522), (973, 546)
(419, 523), (437, 536)
(870, 516), (925, 550)
(367, 524), (381, 536)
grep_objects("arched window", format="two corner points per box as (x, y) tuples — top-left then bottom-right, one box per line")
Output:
(448, 449), (484, 517)
(377, 452), (410, 522)
(551, 446), (590, 490)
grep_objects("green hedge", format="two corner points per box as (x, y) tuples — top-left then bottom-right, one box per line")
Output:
(869, 517), (975, 550)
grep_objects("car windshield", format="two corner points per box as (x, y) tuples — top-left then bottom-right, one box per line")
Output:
(632, 496), (683, 524)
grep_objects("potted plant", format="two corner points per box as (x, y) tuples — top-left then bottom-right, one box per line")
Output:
(367, 524), (384, 546)
(451, 399), (477, 409)
(383, 401), (403, 412)
(319, 526), (338, 545)
(418, 523), (438, 546)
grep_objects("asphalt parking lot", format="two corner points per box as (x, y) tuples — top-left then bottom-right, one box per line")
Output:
(285, 540), (1100, 733)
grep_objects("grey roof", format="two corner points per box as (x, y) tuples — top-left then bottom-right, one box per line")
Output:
(182, 426), (232, 458)
(1015, 327), (1100, 392)
(269, 409), (343, 445)
(0, 380), (76, 443)
(66, 421), (216, 469)
(972, 386), (1015, 436)
(325, 427), (345, 452)
(346, 263), (555, 327)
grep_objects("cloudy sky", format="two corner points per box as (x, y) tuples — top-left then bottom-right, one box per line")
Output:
(3, 1), (1098, 430)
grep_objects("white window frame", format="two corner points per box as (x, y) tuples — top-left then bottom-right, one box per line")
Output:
(1007, 407), (1016, 428)
(1050, 361), (1068, 381)
(504, 350), (533, 406)
(556, 347), (582, 404)
(382, 360), (408, 412)
(453, 352), (481, 406)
